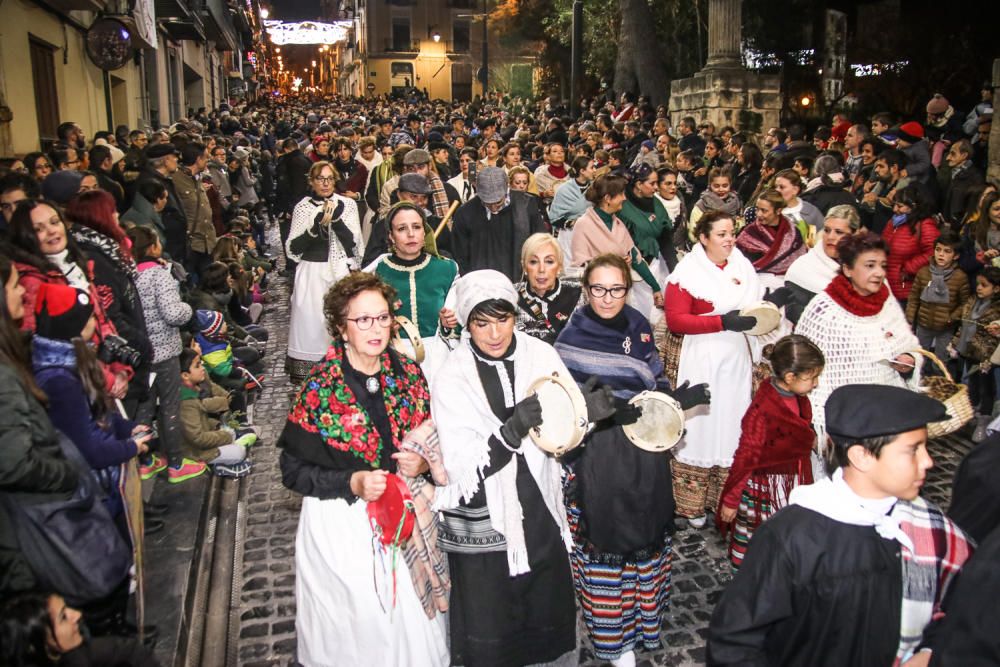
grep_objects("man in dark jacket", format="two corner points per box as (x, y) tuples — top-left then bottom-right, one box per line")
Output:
(136, 144), (188, 266)
(451, 167), (548, 281)
(275, 138), (313, 273)
(88, 145), (127, 213)
(942, 139), (984, 225)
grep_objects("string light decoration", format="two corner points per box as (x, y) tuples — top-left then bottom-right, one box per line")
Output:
(265, 20), (352, 45)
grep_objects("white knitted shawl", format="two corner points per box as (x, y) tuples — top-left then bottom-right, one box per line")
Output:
(796, 290), (922, 450)
(286, 194), (363, 282)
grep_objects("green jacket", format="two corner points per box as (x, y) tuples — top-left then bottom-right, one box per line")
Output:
(179, 382), (233, 462)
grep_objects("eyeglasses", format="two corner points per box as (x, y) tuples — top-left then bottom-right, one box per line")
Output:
(346, 312), (392, 330)
(313, 176), (335, 183)
(587, 285), (628, 299)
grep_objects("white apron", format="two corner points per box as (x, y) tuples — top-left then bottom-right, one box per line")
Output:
(395, 335), (455, 386)
(287, 260), (336, 362)
(295, 496), (449, 667)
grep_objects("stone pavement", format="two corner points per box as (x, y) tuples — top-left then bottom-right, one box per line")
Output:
(230, 258), (974, 667)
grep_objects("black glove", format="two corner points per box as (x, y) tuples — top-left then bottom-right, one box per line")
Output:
(612, 397), (642, 426)
(581, 376), (616, 423)
(666, 380), (711, 410)
(312, 200), (346, 225)
(763, 286), (793, 308)
(720, 310), (757, 332)
(500, 394), (543, 446)
(330, 219), (356, 257)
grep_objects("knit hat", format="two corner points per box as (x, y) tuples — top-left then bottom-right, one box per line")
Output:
(926, 93), (950, 115)
(641, 139), (655, 151)
(453, 269), (518, 326)
(476, 166), (508, 204)
(402, 148), (431, 166)
(35, 283), (94, 341)
(195, 309), (225, 338)
(831, 120), (852, 143)
(40, 170), (83, 205)
(896, 122), (924, 144)
(108, 145), (126, 165)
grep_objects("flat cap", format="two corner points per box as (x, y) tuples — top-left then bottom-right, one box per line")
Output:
(146, 144), (179, 159)
(825, 384), (948, 445)
(397, 173), (431, 195)
(476, 166), (508, 204)
(402, 148), (431, 166)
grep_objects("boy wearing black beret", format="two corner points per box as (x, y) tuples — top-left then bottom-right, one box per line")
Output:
(708, 384), (974, 667)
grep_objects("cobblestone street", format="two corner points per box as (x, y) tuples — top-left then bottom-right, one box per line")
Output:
(231, 262), (973, 667)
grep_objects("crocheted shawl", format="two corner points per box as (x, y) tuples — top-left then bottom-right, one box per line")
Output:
(736, 217), (806, 275)
(287, 341), (430, 466)
(287, 194), (363, 281)
(796, 277), (920, 449)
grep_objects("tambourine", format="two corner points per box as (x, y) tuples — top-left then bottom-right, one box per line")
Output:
(391, 316), (425, 363)
(526, 373), (588, 456)
(367, 472), (415, 546)
(622, 391), (685, 453)
(739, 301), (781, 337)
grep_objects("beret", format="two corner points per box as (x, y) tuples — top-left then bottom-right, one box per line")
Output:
(146, 144), (179, 159)
(825, 384), (948, 445)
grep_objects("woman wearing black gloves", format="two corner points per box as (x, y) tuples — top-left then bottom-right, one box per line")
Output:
(554, 253), (710, 666)
(665, 210), (763, 528)
(284, 161), (364, 383)
(432, 269), (612, 667)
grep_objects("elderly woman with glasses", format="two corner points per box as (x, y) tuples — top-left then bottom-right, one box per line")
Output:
(285, 160), (364, 383)
(278, 272), (449, 667)
(554, 253), (709, 665)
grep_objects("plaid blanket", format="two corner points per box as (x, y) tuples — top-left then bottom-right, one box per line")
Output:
(893, 496), (974, 665)
(399, 419), (451, 619)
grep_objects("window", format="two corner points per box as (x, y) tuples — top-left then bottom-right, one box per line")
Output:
(452, 19), (470, 52)
(29, 37), (59, 143)
(391, 17), (411, 50)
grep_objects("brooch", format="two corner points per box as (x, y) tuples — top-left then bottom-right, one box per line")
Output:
(640, 333), (651, 343)
(732, 278), (741, 285)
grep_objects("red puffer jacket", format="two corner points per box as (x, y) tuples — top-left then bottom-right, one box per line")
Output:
(881, 216), (939, 301)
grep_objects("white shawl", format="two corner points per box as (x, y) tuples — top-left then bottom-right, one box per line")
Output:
(785, 237), (840, 294)
(431, 332), (573, 576)
(286, 194), (364, 282)
(666, 243), (762, 315)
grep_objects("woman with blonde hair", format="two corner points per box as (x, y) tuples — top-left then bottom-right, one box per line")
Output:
(514, 233), (584, 343)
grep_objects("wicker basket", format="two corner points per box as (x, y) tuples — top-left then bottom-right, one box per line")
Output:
(911, 349), (974, 438)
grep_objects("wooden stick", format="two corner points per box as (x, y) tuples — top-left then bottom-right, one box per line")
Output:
(433, 201), (460, 239)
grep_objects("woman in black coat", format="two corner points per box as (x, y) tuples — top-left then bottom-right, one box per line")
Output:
(0, 251), (79, 597)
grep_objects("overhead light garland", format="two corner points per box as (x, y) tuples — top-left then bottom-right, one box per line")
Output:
(265, 20), (352, 45)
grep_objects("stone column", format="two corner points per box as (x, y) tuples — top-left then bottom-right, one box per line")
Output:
(705, 0), (742, 70)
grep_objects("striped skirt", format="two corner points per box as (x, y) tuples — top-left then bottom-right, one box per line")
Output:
(728, 476), (786, 572)
(567, 503), (672, 661)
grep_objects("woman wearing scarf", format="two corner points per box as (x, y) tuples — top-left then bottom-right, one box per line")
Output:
(514, 233), (584, 344)
(285, 161), (364, 383)
(783, 205), (859, 324)
(554, 254), (709, 667)
(364, 203), (458, 384)
(773, 169), (825, 239)
(432, 270), (610, 667)
(571, 174), (663, 317)
(665, 210), (763, 528)
(881, 183), (940, 305)
(796, 233), (920, 466)
(735, 189), (807, 295)
(332, 137), (369, 219)
(278, 272), (449, 667)
(547, 156), (595, 265)
(618, 163), (676, 319)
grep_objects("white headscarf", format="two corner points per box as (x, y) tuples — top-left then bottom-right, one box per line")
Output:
(454, 269), (519, 326)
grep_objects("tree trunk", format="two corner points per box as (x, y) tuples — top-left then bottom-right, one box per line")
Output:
(614, 0), (670, 106)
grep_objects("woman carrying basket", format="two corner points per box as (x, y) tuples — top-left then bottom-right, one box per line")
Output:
(554, 253), (709, 667)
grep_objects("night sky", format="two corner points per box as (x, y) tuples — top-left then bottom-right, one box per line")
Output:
(268, 0), (324, 22)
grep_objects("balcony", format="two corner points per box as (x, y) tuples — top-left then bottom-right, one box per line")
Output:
(45, 0), (104, 12)
(201, 0), (238, 51)
(156, 0), (207, 40)
(383, 39), (420, 53)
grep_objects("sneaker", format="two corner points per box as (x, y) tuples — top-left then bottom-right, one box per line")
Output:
(167, 459), (208, 484)
(139, 454), (168, 480)
(213, 460), (252, 479)
(688, 514), (708, 529)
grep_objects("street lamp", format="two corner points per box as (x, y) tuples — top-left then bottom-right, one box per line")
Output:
(260, 7), (268, 19)
(432, 31), (441, 42)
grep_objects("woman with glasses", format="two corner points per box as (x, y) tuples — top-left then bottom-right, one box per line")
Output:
(285, 161), (364, 383)
(665, 210), (764, 529)
(24, 152), (53, 182)
(278, 272), (448, 667)
(365, 203), (458, 383)
(554, 253), (709, 666)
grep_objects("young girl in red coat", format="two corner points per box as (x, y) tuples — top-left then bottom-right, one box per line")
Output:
(716, 334), (825, 572)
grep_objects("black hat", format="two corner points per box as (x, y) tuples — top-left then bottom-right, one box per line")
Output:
(428, 141), (449, 153)
(825, 384), (948, 445)
(407, 113), (421, 122)
(146, 144), (179, 159)
(398, 173), (431, 195)
(35, 283), (94, 342)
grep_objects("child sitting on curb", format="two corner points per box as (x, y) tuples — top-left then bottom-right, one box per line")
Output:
(179, 348), (257, 478)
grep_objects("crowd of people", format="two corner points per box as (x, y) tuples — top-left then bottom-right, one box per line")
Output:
(0, 82), (997, 666)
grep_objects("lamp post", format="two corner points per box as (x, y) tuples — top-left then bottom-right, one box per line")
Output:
(457, 2), (490, 95)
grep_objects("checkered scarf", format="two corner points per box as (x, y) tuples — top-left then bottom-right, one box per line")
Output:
(427, 172), (451, 218)
(892, 496), (974, 665)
